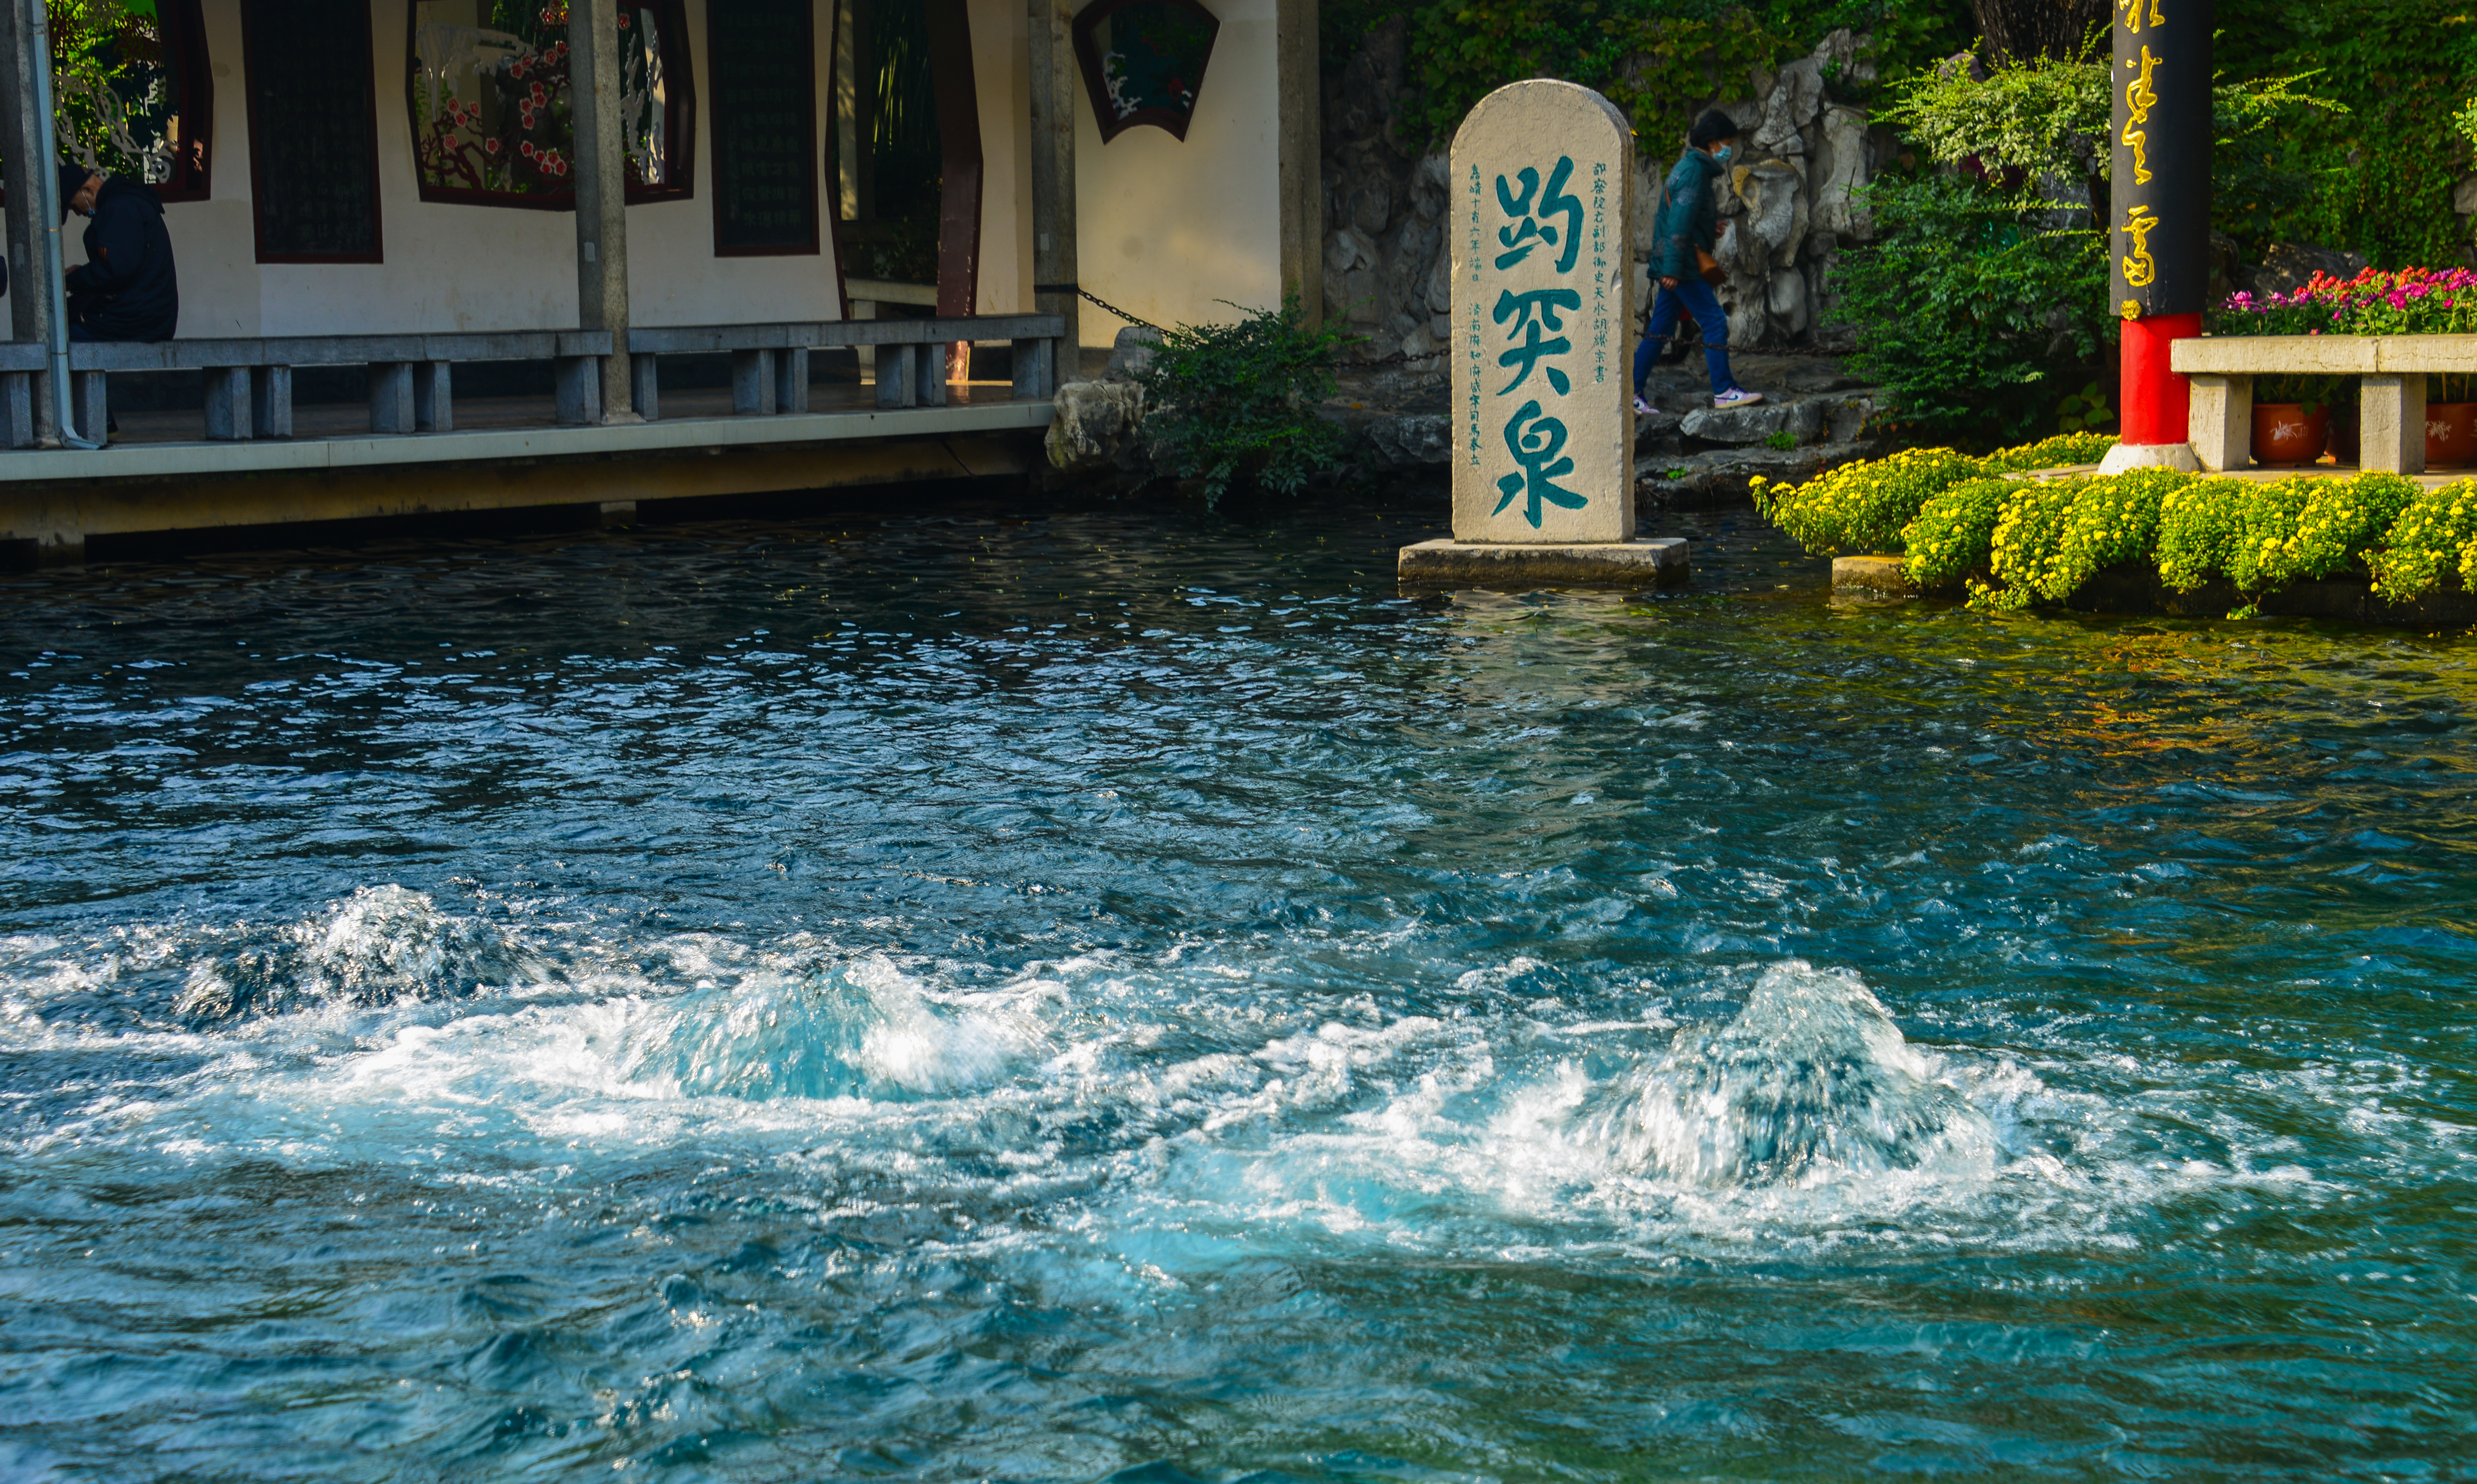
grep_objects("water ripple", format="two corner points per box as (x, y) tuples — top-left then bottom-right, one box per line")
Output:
(2, 493), (2474, 1479)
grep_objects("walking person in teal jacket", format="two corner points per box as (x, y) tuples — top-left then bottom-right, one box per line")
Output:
(1635, 109), (1764, 415)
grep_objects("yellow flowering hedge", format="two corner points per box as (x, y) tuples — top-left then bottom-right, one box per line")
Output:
(1980, 467), (2187, 611)
(1751, 446), (1986, 557)
(1760, 433), (2462, 614)
(1751, 433), (2116, 558)
(1901, 476), (2017, 590)
(2368, 478), (2477, 601)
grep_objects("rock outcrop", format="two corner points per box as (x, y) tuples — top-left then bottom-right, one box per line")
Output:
(1044, 379), (1147, 474)
(1320, 24), (1889, 367)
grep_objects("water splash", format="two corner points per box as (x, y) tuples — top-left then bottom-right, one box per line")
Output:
(597, 953), (1039, 1101)
(173, 885), (544, 1020)
(1577, 961), (1995, 1188)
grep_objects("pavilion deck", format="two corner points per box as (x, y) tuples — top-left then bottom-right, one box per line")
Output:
(0, 316), (1068, 562)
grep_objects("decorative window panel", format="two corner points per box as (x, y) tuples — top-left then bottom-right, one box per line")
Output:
(408, 1), (694, 209)
(1072, 0), (1217, 144)
(243, 0), (382, 261)
(709, 0), (818, 256)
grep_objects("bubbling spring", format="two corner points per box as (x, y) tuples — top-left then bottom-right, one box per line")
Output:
(3, 491), (2473, 1481)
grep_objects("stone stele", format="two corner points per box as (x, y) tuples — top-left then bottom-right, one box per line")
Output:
(1449, 79), (1635, 544)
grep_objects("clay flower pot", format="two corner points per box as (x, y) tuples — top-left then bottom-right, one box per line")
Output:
(2253, 404), (2329, 467)
(2428, 402), (2477, 467)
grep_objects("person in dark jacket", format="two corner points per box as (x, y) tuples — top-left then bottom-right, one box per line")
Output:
(61, 161), (177, 343)
(1633, 110), (1763, 415)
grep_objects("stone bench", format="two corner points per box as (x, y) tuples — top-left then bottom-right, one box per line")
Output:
(0, 330), (613, 447)
(2174, 334), (2477, 474)
(625, 313), (1064, 420)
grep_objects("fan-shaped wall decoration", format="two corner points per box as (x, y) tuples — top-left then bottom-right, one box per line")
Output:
(1072, 0), (1218, 143)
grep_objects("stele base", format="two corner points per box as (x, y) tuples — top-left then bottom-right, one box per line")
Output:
(2096, 441), (2202, 475)
(1397, 536), (1689, 588)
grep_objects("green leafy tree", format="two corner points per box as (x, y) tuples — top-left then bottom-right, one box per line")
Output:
(2214, 0), (2477, 267)
(1883, 42), (2337, 255)
(1322, 0), (1974, 148)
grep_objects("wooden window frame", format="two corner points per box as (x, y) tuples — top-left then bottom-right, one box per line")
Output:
(241, 0), (385, 263)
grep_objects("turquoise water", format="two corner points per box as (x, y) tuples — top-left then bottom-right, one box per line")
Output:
(3, 489), (2473, 1481)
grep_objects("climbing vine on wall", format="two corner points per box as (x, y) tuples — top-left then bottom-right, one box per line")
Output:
(2215, 0), (2477, 267)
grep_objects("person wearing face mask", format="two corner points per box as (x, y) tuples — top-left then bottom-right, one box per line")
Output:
(1635, 109), (1764, 415)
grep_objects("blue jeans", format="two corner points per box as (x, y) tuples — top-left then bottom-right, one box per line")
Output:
(1633, 275), (1734, 400)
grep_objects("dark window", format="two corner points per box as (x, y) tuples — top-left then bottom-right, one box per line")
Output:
(243, 0), (382, 261)
(832, 0), (937, 283)
(407, 0), (695, 210)
(709, 0), (817, 256)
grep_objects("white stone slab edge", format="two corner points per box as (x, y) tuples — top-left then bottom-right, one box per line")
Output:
(2096, 441), (2201, 476)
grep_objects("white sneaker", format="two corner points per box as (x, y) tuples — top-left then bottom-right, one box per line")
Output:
(1633, 394), (1658, 415)
(1712, 388), (1765, 409)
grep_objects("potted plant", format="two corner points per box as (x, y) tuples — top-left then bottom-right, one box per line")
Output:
(2214, 268), (2477, 468)
(2432, 372), (2477, 467)
(2251, 373), (2341, 466)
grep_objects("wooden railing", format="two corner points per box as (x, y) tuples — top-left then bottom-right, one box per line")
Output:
(0, 312), (1065, 448)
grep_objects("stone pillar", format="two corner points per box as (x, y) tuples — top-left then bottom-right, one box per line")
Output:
(2108, 0), (2211, 468)
(2362, 374), (2428, 476)
(1276, 0), (1322, 326)
(2185, 372), (2251, 472)
(1450, 79), (1634, 543)
(569, 0), (633, 420)
(1028, 0), (1078, 374)
(0, 0), (58, 444)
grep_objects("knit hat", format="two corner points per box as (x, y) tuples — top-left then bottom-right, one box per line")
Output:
(57, 161), (96, 216)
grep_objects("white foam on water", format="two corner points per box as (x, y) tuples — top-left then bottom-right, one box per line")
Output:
(0, 895), (2415, 1285)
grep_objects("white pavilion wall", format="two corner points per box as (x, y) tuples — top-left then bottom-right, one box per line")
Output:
(971, 0), (1033, 315)
(124, 0), (855, 337)
(1072, 0), (1282, 342)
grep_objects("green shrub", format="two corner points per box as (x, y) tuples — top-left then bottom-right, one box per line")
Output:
(2368, 478), (2477, 601)
(2156, 471), (2416, 602)
(1977, 479), (2080, 611)
(2231, 472), (2419, 590)
(1828, 174), (2110, 443)
(1755, 433), (2117, 560)
(1901, 476), (2016, 590)
(1131, 295), (1354, 505)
